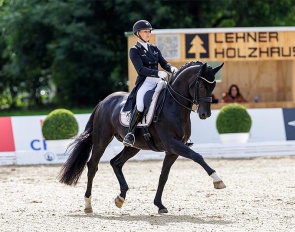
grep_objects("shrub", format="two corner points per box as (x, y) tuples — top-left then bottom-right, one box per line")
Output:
(42, 109), (79, 140)
(216, 103), (252, 134)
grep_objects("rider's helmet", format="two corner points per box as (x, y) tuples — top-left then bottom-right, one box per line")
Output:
(133, 20), (153, 36)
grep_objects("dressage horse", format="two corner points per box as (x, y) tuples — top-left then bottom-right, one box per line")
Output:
(58, 61), (225, 214)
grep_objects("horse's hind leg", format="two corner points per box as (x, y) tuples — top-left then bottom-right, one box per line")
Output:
(110, 146), (140, 208)
(84, 135), (113, 213)
(154, 152), (178, 214)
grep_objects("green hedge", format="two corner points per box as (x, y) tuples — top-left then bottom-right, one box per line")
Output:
(42, 109), (79, 140)
(216, 103), (252, 134)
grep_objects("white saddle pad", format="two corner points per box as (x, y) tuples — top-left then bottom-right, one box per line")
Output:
(120, 81), (166, 127)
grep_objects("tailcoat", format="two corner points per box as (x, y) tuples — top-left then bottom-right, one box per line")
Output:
(123, 41), (173, 112)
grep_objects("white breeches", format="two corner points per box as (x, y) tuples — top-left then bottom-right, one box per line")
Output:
(136, 77), (161, 112)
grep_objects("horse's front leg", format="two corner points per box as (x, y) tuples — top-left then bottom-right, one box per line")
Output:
(110, 146), (140, 208)
(154, 152), (178, 214)
(168, 139), (226, 189)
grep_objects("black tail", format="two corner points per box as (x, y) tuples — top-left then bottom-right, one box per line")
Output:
(58, 104), (99, 186)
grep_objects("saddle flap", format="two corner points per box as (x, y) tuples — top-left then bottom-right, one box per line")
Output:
(120, 81), (166, 127)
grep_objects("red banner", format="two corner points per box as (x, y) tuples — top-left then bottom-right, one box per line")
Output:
(0, 117), (15, 152)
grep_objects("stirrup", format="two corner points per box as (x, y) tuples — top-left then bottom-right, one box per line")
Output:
(185, 139), (194, 147)
(123, 133), (135, 147)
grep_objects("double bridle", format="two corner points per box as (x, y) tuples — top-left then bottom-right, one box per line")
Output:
(166, 75), (215, 112)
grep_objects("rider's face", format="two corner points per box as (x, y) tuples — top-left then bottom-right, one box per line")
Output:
(138, 30), (151, 42)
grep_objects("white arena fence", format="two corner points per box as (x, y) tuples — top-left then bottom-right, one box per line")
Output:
(0, 108), (295, 166)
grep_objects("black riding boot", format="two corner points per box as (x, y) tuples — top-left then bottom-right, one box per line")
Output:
(123, 109), (143, 147)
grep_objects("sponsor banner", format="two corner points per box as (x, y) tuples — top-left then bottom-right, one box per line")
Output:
(0, 152), (16, 165)
(184, 31), (295, 61)
(246, 108), (286, 142)
(190, 108), (286, 143)
(11, 114), (91, 165)
(15, 150), (70, 165)
(282, 108), (295, 140)
(0, 117), (15, 152)
(12, 115), (46, 151)
(11, 114), (91, 152)
(15, 146), (118, 165)
(0, 108), (290, 165)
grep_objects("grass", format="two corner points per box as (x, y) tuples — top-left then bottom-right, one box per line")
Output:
(0, 107), (93, 116)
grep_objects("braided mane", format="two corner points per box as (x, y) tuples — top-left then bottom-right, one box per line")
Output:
(170, 61), (204, 83)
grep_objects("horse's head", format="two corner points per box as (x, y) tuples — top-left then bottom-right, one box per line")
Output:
(169, 61), (223, 119)
(193, 62), (224, 119)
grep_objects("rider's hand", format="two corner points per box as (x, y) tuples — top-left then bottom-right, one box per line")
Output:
(170, 66), (178, 73)
(158, 71), (168, 80)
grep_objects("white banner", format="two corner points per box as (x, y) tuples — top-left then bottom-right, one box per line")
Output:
(0, 108), (289, 165)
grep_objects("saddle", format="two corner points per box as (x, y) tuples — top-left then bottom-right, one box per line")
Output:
(120, 81), (166, 152)
(120, 80), (166, 128)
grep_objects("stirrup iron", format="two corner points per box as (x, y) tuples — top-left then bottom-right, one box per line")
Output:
(123, 133), (135, 147)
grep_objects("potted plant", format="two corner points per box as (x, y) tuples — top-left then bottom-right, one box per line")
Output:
(42, 108), (79, 151)
(216, 103), (252, 143)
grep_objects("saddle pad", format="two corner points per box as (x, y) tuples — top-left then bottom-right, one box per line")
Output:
(120, 81), (165, 127)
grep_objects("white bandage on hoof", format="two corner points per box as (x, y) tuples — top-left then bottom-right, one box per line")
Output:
(210, 172), (222, 182)
(84, 196), (93, 213)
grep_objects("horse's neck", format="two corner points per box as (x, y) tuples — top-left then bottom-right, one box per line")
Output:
(171, 68), (195, 98)
(167, 70), (195, 116)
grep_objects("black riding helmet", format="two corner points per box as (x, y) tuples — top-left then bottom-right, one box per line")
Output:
(133, 20), (153, 39)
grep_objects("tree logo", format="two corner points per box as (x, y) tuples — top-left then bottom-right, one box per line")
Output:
(185, 34), (209, 59)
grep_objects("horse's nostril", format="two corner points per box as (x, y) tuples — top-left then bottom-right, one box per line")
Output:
(200, 113), (206, 119)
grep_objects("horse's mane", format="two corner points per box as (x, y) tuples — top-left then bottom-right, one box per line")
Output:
(170, 61), (204, 83)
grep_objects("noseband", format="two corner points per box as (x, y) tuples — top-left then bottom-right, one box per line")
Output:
(166, 75), (215, 112)
(194, 76), (215, 104)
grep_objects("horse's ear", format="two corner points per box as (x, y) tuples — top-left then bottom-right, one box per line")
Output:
(201, 63), (208, 73)
(213, 62), (224, 75)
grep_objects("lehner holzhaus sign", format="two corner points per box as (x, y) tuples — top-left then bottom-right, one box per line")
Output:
(151, 27), (295, 61)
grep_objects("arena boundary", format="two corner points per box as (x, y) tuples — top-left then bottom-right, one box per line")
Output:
(98, 140), (295, 162)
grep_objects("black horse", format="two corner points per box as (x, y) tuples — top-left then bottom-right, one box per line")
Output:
(58, 61), (226, 214)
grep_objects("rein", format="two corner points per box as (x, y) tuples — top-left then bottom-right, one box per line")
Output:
(166, 75), (214, 112)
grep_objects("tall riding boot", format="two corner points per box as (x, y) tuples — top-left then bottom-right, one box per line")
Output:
(123, 109), (143, 147)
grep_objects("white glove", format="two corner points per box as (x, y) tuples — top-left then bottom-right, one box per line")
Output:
(158, 71), (168, 80)
(171, 66), (178, 73)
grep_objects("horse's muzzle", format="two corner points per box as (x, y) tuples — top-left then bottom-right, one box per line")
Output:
(198, 105), (211, 119)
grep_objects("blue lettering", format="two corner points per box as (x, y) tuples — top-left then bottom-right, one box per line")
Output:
(31, 139), (41, 150)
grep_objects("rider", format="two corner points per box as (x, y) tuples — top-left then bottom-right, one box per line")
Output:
(122, 20), (178, 147)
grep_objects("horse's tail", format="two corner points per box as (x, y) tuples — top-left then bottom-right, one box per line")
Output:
(58, 104), (99, 186)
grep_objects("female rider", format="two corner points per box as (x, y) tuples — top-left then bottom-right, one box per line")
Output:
(122, 20), (178, 146)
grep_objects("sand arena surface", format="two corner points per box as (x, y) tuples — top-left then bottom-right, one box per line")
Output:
(0, 156), (294, 232)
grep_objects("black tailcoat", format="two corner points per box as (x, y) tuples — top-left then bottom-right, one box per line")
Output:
(123, 41), (173, 112)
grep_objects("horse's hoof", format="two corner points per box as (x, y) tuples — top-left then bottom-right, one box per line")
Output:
(158, 208), (168, 214)
(84, 196), (93, 213)
(214, 181), (226, 189)
(115, 195), (125, 208)
(84, 207), (93, 214)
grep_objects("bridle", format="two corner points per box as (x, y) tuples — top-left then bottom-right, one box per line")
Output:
(166, 75), (215, 113)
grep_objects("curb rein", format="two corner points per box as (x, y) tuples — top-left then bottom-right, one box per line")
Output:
(166, 74), (214, 113)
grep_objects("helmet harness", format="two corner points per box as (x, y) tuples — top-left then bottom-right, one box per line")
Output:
(133, 20), (153, 43)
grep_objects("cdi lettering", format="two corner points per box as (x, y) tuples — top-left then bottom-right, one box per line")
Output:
(30, 139), (47, 151)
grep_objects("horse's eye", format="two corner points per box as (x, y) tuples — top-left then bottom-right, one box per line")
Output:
(199, 83), (205, 89)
